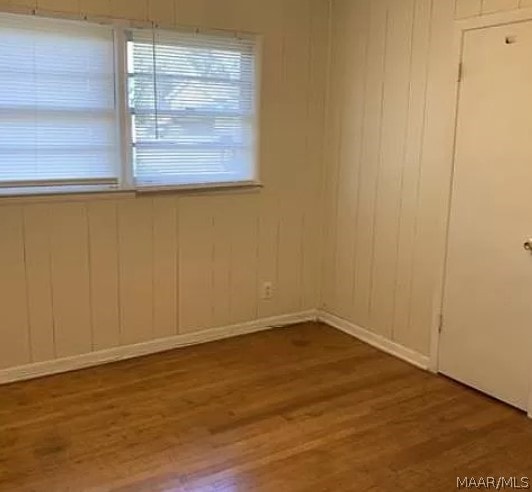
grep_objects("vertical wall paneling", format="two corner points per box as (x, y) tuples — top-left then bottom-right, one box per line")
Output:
(178, 197), (215, 333)
(333, 0), (369, 320)
(276, 1), (307, 315)
(351, 0), (388, 328)
(80, 0), (111, 18)
(228, 196), (260, 324)
(280, 0), (310, 202)
(23, 205), (55, 361)
(49, 203), (92, 358)
(455, 0), (482, 18)
(174, 0), (211, 27)
(211, 197), (232, 328)
(0, 0), (328, 375)
(256, 195), (281, 319)
(111, 0), (147, 20)
(481, 0), (519, 14)
(254, 37), (284, 320)
(36, 0), (80, 13)
(152, 197), (178, 339)
(276, 0), (310, 315)
(407, 0), (456, 354)
(149, 0), (175, 25)
(0, 0), (474, 372)
(210, 195), (260, 326)
(323, 0), (460, 357)
(321, 0), (348, 313)
(392, 0), (433, 344)
(9, 0), (36, 9)
(277, 207), (304, 315)
(369, 0), (415, 338)
(455, 0), (530, 17)
(118, 198), (154, 345)
(301, 0), (329, 312)
(0, 207), (30, 368)
(174, 0), (270, 31)
(87, 201), (121, 351)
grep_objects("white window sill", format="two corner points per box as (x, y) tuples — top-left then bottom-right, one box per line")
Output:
(0, 181), (263, 205)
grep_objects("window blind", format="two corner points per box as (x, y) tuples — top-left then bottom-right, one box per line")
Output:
(0, 15), (118, 188)
(127, 29), (257, 188)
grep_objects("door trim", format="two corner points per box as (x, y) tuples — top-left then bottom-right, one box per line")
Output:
(432, 7), (532, 418)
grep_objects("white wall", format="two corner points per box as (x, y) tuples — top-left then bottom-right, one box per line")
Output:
(321, 0), (532, 358)
(0, 0), (328, 370)
(4, 0), (527, 375)
(321, 0), (456, 357)
(456, 0), (532, 17)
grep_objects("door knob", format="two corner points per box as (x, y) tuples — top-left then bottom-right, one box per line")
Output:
(524, 239), (532, 252)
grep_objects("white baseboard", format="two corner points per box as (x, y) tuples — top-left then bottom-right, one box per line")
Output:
(318, 310), (430, 371)
(0, 310), (318, 385)
(0, 309), (431, 385)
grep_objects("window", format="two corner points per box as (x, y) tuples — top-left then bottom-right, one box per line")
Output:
(0, 15), (119, 191)
(0, 13), (259, 195)
(128, 31), (257, 188)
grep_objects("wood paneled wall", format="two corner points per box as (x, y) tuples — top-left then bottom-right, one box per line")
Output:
(455, 0), (532, 18)
(322, 0), (532, 358)
(6, 0), (524, 372)
(0, 0), (328, 370)
(321, 0), (458, 356)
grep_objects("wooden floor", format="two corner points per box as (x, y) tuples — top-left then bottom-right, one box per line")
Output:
(1, 322), (531, 491)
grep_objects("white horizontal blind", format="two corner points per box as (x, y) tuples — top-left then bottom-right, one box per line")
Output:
(0, 15), (118, 188)
(128, 29), (257, 187)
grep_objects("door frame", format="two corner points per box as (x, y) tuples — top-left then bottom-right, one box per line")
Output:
(432, 7), (532, 418)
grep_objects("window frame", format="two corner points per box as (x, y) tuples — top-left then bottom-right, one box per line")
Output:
(0, 12), (262, 198)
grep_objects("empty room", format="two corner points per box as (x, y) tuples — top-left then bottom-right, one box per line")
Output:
(1, 0), (531, 490)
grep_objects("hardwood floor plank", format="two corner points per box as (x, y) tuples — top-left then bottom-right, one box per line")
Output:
(0, 322), (531, 491)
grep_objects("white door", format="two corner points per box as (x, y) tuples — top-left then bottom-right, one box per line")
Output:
(440, 20), (532, 411)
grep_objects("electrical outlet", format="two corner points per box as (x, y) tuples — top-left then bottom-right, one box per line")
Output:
(261, 281), (274, 300)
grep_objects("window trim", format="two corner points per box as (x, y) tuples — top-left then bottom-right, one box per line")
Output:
(0, 12), (262, 199)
